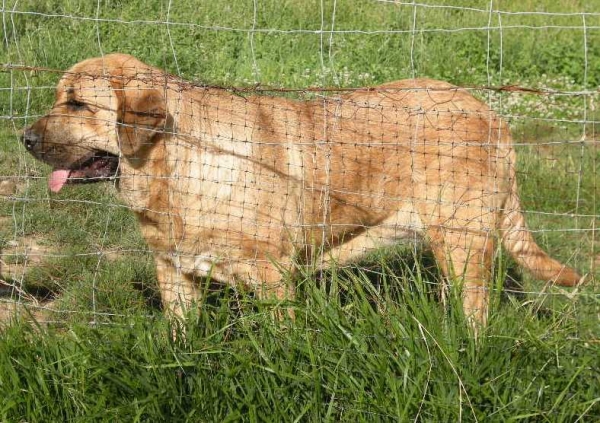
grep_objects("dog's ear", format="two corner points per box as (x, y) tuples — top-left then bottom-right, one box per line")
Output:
(116, 87), (167, 157)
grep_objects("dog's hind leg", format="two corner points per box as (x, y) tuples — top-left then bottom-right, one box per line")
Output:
(427, 224), (494, 333)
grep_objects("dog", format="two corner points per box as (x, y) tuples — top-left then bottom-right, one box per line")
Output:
(22, 53), (582, 329)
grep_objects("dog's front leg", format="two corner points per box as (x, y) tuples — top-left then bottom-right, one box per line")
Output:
(154, 255), (198, 321)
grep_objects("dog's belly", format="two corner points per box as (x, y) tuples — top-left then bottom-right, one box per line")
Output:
(323, 202), (425, 266)
(148, 198), (426, 286)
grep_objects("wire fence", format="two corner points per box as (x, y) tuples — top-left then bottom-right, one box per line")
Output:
(0, 1), (598, 327)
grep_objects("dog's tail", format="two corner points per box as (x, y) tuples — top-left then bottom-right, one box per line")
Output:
(500, 182), (582, 286)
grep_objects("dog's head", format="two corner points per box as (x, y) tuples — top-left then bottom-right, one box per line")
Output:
(22, 53), (168, 192)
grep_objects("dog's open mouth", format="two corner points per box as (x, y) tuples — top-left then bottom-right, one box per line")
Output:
(48, 151), (119, 193)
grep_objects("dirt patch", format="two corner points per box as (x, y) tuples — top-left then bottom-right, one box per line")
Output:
(0, 215), (11, 229)
(100, 248), (129, 262)
(0, 178), (63, 325)
(0, 300), (23, 325)
(1, 235), (54, 279)
(0, 180), (18, 196)
(0, 298), (58, 327)
(0, 234), (56, 325)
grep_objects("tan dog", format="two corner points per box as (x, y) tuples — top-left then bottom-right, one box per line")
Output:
(22, 53), (582, 328)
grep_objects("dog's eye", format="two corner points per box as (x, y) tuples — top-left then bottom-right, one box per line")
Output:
(66, 99), (88, 111)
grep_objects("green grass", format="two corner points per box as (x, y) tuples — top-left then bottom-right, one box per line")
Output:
(1, 0), (599, 421)
(1, 267), (599, 422)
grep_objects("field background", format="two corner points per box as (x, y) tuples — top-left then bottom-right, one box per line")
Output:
(0, 0), (599, 421)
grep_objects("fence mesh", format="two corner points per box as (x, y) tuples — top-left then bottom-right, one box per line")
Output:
(0, 1), (598, 328)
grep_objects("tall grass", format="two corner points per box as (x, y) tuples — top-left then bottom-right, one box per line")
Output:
(1, 270), (599, 421)
(0, 0), (599, 421)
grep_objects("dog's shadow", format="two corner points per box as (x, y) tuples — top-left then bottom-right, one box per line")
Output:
(0, 245), (531, 328)
(136, 247), (528, 325)
(0, 274), (55, 301)
(311, 248), (524, 300)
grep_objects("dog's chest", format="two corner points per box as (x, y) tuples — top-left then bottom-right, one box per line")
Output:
(187, 136), (252, 202)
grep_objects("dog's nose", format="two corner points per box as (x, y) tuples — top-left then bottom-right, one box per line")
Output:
(22, 129), (41, 151)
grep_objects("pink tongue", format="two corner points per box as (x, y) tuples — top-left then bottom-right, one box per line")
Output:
(49, 169), (71, 193)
